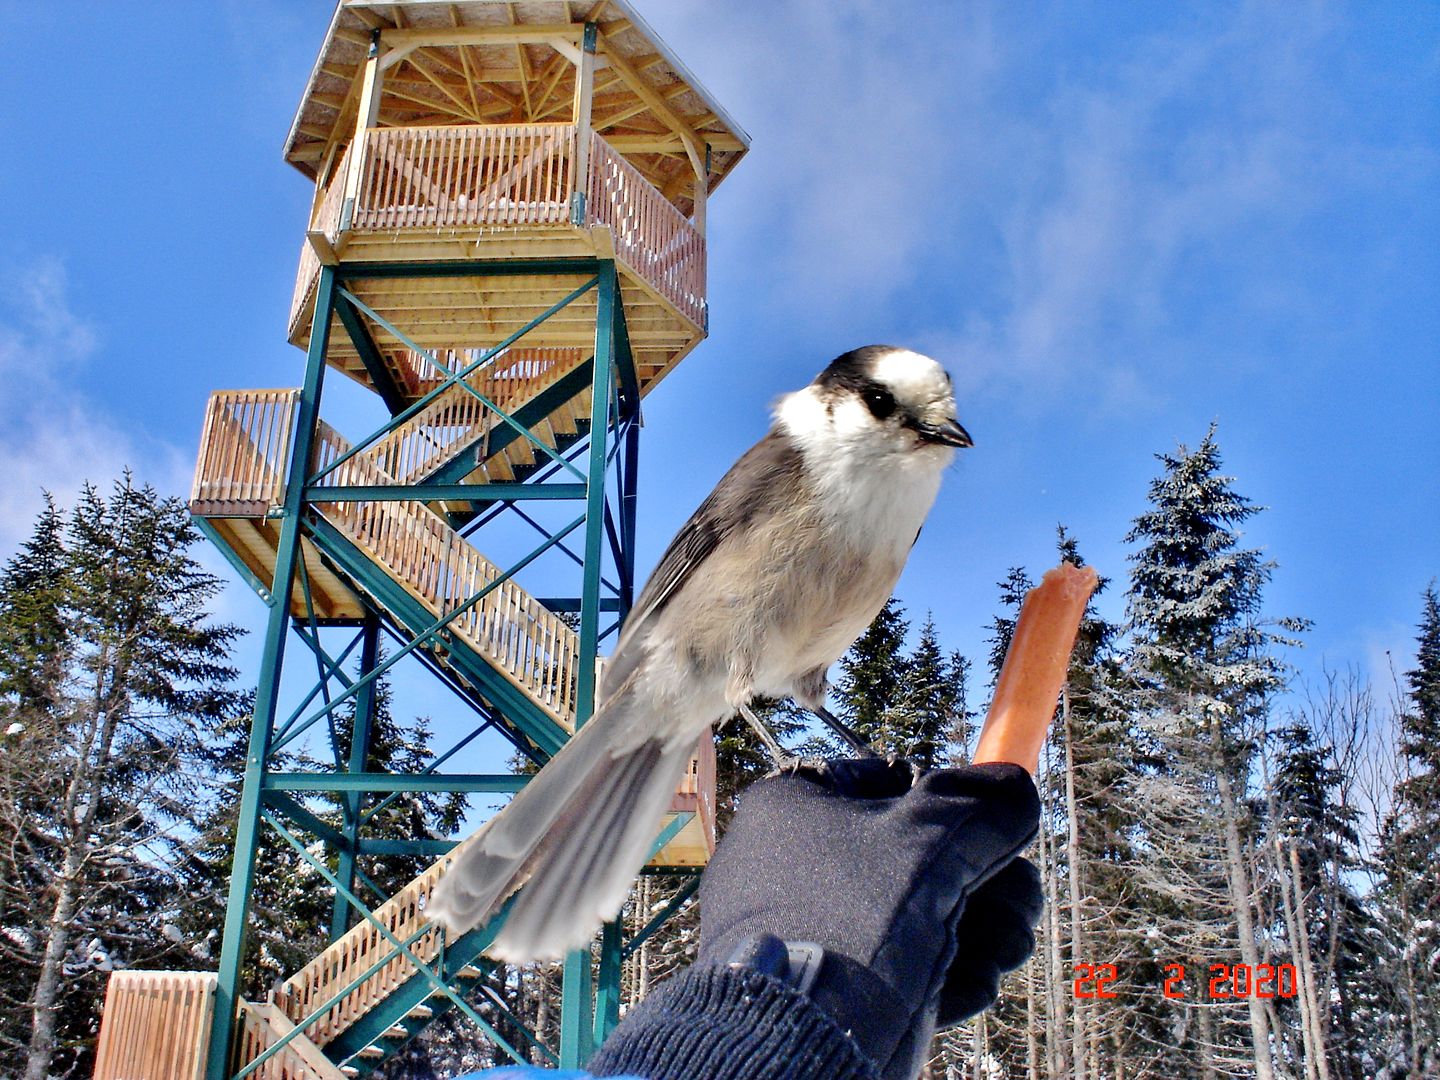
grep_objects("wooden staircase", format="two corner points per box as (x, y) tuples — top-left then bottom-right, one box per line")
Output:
(188, 343), (715, 1075)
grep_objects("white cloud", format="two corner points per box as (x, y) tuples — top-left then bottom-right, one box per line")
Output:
(650, 2), (1414, 414)
(0, 259), (192, 555)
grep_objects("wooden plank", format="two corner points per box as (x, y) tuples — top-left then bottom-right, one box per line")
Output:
(380, 25), (585, 49)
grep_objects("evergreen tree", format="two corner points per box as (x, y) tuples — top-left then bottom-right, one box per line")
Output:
(835, 597), (910, 748)
(0, 495), (69, 711)
(895, 615), (972, 769)
(1372, 585), (1440, 1077)
(986, 568), (1035, 692)
(1266, 716), (1377, 1079)
(1119, 427), (1301, 1080)
(332, 677), (468, 897)
(181, 704), (333, 990)
(0, 478), (242, 1080)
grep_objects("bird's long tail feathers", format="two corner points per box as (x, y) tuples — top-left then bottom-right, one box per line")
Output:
(426, 692), (693, 963)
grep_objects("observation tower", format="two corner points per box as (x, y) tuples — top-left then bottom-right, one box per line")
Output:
(92, 3), (747, 1077)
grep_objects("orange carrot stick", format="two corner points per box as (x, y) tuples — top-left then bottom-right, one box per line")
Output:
(972, 561), (1099, 775)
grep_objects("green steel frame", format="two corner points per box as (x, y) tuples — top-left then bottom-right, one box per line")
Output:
(199, 258), (684, 1079)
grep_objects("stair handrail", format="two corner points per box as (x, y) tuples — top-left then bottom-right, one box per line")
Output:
(311, 422), (581, 725)
(365, 346), (587, 485)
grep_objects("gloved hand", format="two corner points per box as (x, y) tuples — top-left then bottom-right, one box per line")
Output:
(696, 758), (1043, 1080)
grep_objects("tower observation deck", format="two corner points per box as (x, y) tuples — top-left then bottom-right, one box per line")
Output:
(91, 3), (747, 1077)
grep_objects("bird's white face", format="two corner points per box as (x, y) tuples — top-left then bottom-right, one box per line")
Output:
(777, 346), (971, 468)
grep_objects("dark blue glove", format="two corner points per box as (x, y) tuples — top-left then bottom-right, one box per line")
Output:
(696, 759), (1042, 1080)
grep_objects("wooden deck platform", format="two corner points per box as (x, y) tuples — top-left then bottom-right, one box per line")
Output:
(290, 126), (708, 404)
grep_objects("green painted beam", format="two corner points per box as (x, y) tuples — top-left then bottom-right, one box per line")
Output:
(320, 921), (514, 1071)
(339, 258), (602, 280)
(305, 483), (586, 503)
(334, 294), (408, 415)
(356, 839), (459, 856)
(206, 265), (337, 1080)
(535, 597), (621, 613)
(269, 772), (528, 793)
(332, 613), (381, 940)
(620, 874), (700, 961)
(262, 790), (351, 852)
(304, 515), (571, 757)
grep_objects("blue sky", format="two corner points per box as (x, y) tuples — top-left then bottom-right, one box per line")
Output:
(1, 1), (1436, 745)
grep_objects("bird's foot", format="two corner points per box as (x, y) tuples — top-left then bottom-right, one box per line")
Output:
(810, 704), (880, 759)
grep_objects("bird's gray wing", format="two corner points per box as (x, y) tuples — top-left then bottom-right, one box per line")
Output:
(602, 428), (802, 694)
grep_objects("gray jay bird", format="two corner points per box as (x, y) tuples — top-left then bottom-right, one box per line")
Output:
(427, 345), (972, 961)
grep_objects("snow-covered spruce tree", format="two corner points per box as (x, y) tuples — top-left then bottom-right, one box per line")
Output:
(897, 614), (975, 769)
(835, 596), (911, 750)
(1120, 427), (1303, 1080)
(1371, 585), (1440, 1078)
(1047, 527), (1148, 1080)
(0, 478), (243, 1080)
(0, 497), (72, 1061)
(1263, 709), (1377, 1080)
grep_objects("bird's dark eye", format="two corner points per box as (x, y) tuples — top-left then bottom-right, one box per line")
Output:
(862, 386), (896, 419)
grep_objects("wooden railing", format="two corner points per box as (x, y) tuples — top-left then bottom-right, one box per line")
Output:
(277, 835), (472, 1046)
(586, 132), (706, 328)
(287, 123), (708, 341)
(236, 1002), (345, 1078)
(366, 346), (587, 483)
(311, 422), (581, 727)
(94, 971), (217, 1080)
(191, 390), (298, 517)
(354, 123), (576, 231)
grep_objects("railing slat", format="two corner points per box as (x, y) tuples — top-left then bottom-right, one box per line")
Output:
(288, 122), (707, 350)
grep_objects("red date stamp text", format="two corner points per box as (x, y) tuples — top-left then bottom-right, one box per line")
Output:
(1072, 962), (1298, 1000)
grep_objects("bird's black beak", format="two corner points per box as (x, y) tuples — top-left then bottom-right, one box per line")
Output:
(924, 419), (974, 448)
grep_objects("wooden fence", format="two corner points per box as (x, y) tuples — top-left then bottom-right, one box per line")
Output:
(287, 123), (706, 339)
(586, 132), (706, 328)
(93, 971), (217, 1080)
(190, 390), (298, 517)
(275, 838), (468, 1047)
(353, 123), (575, 231)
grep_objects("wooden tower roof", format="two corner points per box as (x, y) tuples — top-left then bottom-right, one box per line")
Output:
(285, 0), (750, 217)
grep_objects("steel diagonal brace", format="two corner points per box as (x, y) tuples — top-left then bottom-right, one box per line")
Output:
(461, 434), (593, 537)
(262, 790), (351, 852)
(231, 917), (438, 1080)
(502, 502), (620, 595)
(307, 281), (594, 485)
(621, 874), (700, 960)
(257, 809), (534, 1071)
(296, 556), (345, 769)
(271, 628), (364, 751)
(283, 512), (586, 745)
(315, 280), (597, 483)
(360, 718), (498, 825)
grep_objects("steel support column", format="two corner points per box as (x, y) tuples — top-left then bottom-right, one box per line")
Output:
(330, 610), (381, 940)
(559, 259), (617, 1070)
(204, 265), (336, 1080)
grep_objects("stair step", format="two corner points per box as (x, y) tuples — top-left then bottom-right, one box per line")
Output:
(406, 1005), (434, 1021)
(342, 1067), (359, 1078)
(383, 1024), (409, 1039)
(358, 1046), (385, 1060)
